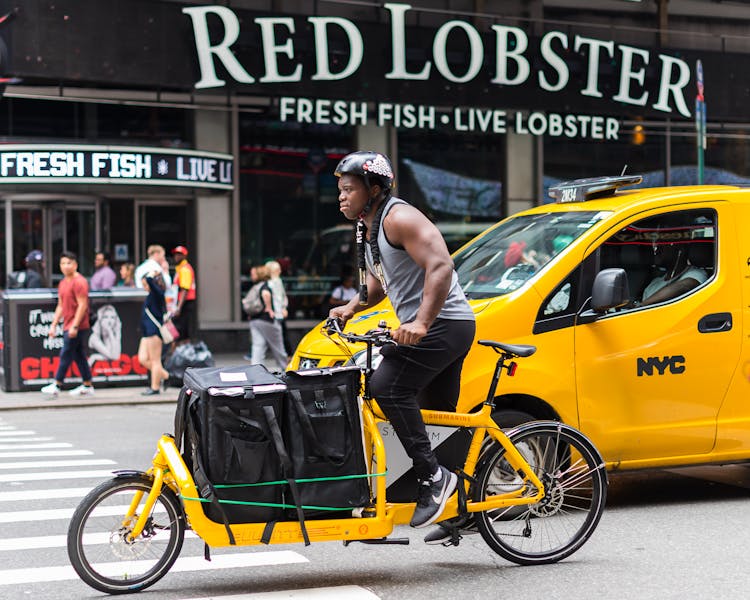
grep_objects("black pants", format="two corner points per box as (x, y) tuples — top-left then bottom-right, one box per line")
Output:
(369, 318), (475, 481)
(55, 329), (92, 383)
(173, 299), (194, 340)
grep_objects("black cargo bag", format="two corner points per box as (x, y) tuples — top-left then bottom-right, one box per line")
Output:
(283, 366), (370, 518)
(174, 364), (292, 534)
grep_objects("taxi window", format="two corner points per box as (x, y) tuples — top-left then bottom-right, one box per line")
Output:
(454, 211), (606, 299)
(599, 208), (716, 307)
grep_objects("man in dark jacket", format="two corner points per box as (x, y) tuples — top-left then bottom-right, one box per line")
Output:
(8, 250), (47, 288)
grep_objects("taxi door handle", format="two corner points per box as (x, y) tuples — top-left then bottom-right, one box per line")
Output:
(698, 312), (732, 333)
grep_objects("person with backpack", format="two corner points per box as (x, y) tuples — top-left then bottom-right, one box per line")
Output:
(241, 265), (264, 360)
(7, 250), (47, 288)
(244, 265), (288, 370)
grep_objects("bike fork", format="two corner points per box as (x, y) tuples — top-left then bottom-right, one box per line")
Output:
(124, 466), (166, 541)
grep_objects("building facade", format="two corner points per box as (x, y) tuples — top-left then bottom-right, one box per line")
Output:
(1, 0), (749, 346)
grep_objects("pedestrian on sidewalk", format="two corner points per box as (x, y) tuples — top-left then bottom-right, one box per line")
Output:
(90, 251), (117, 290)
(248, 265), (288, 370)
(138, 271), (170, 396)
(42, 251), (95, 397)
(266, 260), (291, 355)
(171, 245), (196, 344)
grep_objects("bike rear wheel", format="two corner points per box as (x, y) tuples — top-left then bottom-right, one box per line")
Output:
(474, 421), (606, 565)
(67, 474), (185, 594)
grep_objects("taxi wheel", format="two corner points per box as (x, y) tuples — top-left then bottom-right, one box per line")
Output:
(493, 409), (535, 430)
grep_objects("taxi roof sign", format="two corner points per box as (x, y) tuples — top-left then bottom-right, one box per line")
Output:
(549, 175), (643, 203)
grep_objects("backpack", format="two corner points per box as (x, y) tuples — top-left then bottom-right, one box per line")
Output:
(242, 282), (265, 315)
(6, 270), (27, 289)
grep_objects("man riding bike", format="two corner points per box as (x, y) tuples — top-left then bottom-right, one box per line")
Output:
(330, 151), (476, 532)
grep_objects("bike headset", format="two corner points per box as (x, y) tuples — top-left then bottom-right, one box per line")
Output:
(334, 151), (395, 304)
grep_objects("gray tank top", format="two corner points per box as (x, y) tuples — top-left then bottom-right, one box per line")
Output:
(365, 197), (474, 324)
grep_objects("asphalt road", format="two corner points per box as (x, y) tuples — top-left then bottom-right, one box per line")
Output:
(1, 404), (750, 600)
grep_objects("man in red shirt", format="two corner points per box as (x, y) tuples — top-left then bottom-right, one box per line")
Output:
(171, 245), (196, 343)
(41, 251), (95, 397)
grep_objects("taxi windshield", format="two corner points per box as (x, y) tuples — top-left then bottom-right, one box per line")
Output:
(454, 211), (608, 299)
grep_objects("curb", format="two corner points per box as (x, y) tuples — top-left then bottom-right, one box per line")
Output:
(0, 390), (181, 411)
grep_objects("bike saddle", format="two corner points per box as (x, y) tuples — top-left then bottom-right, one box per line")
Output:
(477, 340), (537, 357)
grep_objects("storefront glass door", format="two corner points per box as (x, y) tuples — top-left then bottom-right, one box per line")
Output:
(11, 208), (44, 271)
(136, 202), (189, 268)
(50, 206), (96, 283)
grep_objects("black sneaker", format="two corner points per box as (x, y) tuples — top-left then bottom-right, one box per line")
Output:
(141, 388), (160, 396)
(410, 466), (458, 529)
(424, 516), (477, 546)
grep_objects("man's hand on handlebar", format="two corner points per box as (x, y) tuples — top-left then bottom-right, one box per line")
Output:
(392, 321), (428, 346)
(328, 305), (354, 328)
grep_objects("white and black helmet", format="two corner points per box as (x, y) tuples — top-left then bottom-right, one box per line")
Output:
(334, 151), (394, 191)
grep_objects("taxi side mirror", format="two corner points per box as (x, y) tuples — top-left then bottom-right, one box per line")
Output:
(578, 268), (631, 323)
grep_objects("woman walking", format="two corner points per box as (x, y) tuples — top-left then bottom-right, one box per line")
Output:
(138, 270), (170, 395)
(249, 265), (288, 370)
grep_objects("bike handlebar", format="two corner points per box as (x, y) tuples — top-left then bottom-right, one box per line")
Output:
(323, 317), (396, 347)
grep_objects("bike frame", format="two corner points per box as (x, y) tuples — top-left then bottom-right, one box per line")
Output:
(125, 400), (546, 548)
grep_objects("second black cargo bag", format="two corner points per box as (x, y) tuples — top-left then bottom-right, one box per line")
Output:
(283, 366), (370, 518)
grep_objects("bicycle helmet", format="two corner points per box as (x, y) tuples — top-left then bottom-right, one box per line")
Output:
(335, 151), (394, 191)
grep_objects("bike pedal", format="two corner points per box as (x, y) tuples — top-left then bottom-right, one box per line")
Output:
(343, 537), (410, 546)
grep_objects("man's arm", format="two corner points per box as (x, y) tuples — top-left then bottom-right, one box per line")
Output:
(175, 289), (187, 315)
(173, 270), (188, 316)
(48, 301), (64, 338)
(641, 276), (703, 306)
(385, 205), (454, 345)
(69, 289), (89, 338)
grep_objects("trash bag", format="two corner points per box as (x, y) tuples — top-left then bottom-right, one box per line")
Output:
(165, 341), (215, 384)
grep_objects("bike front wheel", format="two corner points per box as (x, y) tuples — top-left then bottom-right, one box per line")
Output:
(474, 421), (606, 565)
(67, 474), (186, 594)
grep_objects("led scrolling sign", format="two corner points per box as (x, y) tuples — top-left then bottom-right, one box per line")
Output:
(0, 145), (234, 190)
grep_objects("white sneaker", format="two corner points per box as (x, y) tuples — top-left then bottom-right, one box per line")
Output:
(41, 382), (60, 396)
(69, 384), (95, 397)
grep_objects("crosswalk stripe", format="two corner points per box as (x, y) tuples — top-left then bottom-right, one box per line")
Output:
(0, 487), (92, 502)
(0, 503), (139, 523)
(0, 507), (80, 523)
(0, 450), (93, 458)
(184, 586), (381, 599)
(0, 551), (308, 585)
(0, 443), (73, 450)
(0, 431), (37, 437)
(0, 458), (115, 470)
(0, 534), (87, 551)
(0, 469), (114, 482)
(0, 437), (55, 443)
(0, 530), (202, 551)
(0, 499), (178, 525)
(0, 426), (17, 431)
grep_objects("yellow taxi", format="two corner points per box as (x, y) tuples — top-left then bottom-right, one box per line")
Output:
(291, 175), (750, 472)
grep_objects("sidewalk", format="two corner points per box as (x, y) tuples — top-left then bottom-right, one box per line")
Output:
(0, 353), (276, 411)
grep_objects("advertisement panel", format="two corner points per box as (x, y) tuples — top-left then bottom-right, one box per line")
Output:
(1, 289), (149, 392)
